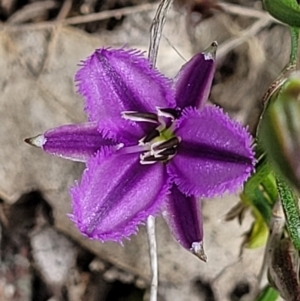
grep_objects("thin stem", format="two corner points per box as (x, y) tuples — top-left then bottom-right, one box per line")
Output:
(289, 27), (299, 66)
(148, 0), (173, 66)
(146, 1), (173, 301)
(146, 216), (158, 301)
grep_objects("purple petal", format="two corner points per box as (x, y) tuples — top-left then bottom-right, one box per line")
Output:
(39, 122), (116, 162)
(70, 151), (169, 242)
(97, 117), (153, 146)
(168, 106), (255, 197)
(76, 48), (175, 122)
(174, 44), (216, 109)
(162, 184), (206, 261)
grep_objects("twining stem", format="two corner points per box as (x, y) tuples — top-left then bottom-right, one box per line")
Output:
(146, 1), (173, 301)
(262, 26), (299, 103)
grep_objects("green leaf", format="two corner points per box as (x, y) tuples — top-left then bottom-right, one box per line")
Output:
(263, 0), (300, 28)
(259, 74), (300, 193)
(256, 285), (278, 301)
(244, 208), (269, 248)
(242, 156), (274, 224)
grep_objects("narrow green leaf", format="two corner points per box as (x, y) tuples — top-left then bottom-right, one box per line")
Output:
(256, 285), (278, 301)
(261, 174), (277, 206)
(244, 209), (269, 248)
(277, 177), (300, 250)
(243, 155), (273, 223)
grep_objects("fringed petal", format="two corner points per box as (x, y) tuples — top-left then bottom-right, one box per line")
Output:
(168, 106), (255, 197)
(97, 117), (155, 147)
(76, 48), (175, 122)
(174, 44), (216, 109)
(162, 184), (206, 261)
(70, 151), (169, 242)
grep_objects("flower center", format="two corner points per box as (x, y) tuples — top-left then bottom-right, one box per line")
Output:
(122, 108), (181, 165)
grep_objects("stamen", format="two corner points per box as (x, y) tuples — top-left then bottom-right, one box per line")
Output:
(140, 154), (169, 165)
(157, 107), (181, 119)
(118, 144), (149, 155)
(152, 137), (180, 151)
(141, 129), (160, 144)
(121, 109), (181, 165)
(158, 148), (177, 156)
(122, 111), (158, 124)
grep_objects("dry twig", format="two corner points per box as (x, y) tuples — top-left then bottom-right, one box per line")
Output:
(7, 0), (58, 24)
(56, 0), (73, 21)
(2, 2), (159, 31)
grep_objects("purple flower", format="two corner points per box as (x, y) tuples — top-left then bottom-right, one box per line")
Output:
(26, 44), (255, 259)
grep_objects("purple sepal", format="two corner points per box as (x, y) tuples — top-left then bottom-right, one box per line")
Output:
(163, 184), (205, 260)
(168, 106), (255, 197)
(75, 48), (176, 122)
(174, 50), (215, 109)
(70, 150), (169, 242)
(43, 122), (115, 162)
